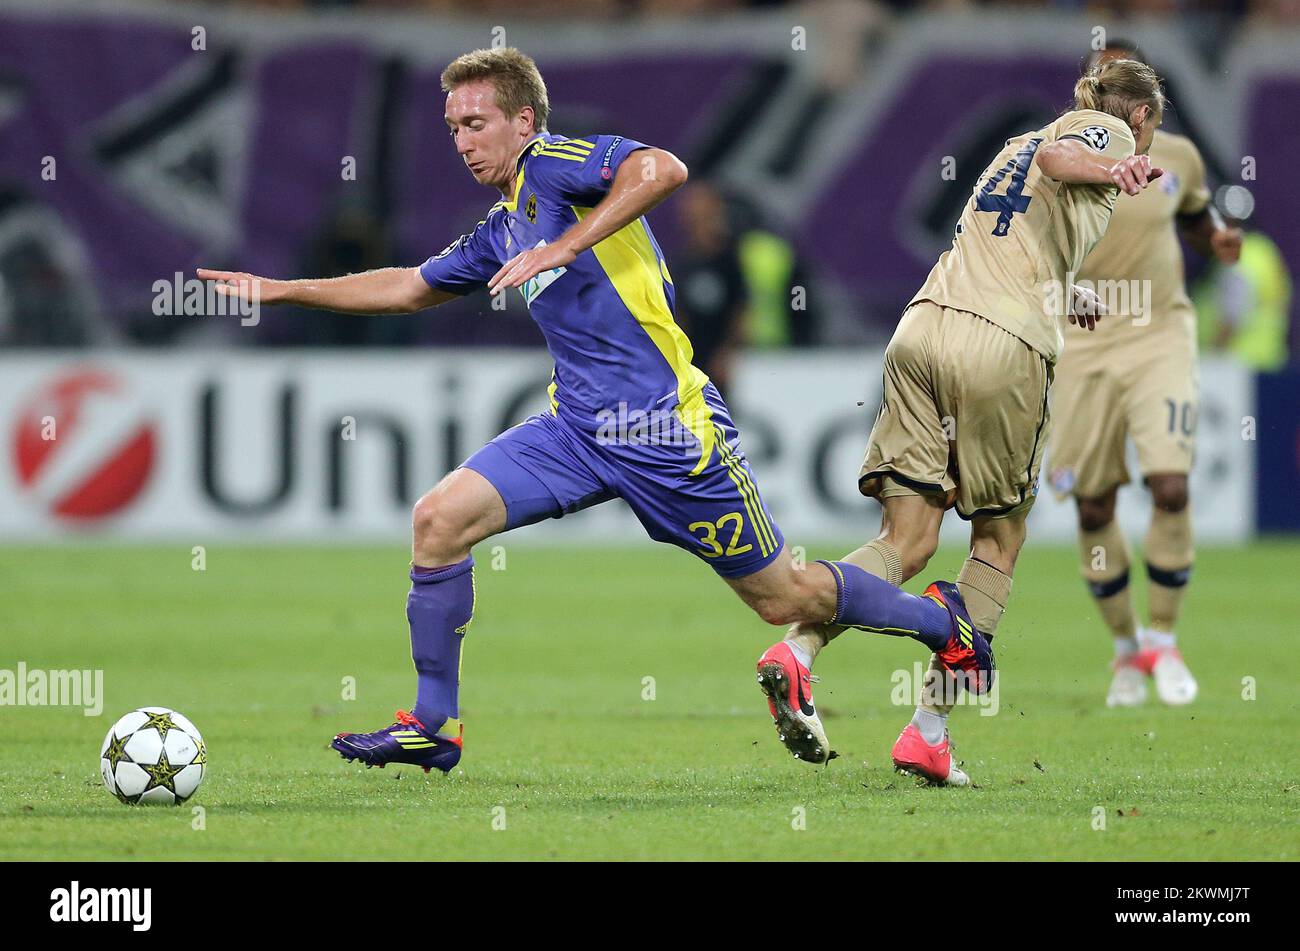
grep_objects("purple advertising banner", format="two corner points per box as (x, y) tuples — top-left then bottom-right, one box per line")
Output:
(1, 6), (1296, 351)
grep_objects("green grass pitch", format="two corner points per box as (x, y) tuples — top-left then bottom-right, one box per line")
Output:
(0, 540), (1295, 861)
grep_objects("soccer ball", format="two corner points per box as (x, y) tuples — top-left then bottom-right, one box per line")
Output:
(100, 707), (206, 805)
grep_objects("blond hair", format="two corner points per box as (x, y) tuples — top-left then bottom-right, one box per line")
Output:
(441, 47), (549, 132)
(1073, 58), (1165, 128)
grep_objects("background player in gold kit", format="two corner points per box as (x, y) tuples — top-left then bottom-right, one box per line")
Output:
(762, 58), (1167, 785)
(1048, 42), (1243, 709)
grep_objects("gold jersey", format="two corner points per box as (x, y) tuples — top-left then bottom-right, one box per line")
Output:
(911, 109), (1136, 363)
(1064, 129), (1211, 360)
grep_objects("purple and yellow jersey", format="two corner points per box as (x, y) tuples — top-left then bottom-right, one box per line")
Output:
(420, 133), (715, 472)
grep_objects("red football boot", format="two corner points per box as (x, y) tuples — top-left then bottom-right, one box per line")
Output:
(756, 641), (834, 764)
(891, 722), (970, 786)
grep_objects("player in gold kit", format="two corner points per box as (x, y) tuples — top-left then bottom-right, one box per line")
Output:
(759, 58), (1168, 785)
(1049, 42), (1243, 709)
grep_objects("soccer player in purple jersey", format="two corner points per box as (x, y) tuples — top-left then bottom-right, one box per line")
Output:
(197, 48), (991, 774)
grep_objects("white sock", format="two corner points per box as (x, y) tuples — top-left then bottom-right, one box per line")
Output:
(786, 640), (813, 670)
(911, 708), (947, 745)
(1139, 627), (1176, 651)
(1114, 636), (1138, 658)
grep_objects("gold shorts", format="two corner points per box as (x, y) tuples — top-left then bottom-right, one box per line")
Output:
(1047, 335), (1196, 499)
(859, 301), (1052, 520)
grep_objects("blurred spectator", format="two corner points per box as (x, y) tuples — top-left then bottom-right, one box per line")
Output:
(730, 196), (821, 351)
(0, 193), (105, 347)
(1195, 227), (1293, 371)
(0, 239), (93, 346)
(675, 183), (749, 397)
(288, 203), (415, 346)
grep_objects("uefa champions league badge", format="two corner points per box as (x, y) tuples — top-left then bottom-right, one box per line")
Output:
(1049, 468), (1075, 494)
(1080, 126), (1111, 151)
(1160, 172), (1179, 195)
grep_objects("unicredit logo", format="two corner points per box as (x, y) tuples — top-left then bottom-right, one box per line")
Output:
(11, 368), (156, 520)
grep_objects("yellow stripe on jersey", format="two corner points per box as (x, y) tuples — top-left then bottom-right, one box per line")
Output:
(543, 141), (593, 157)
(538, 149), (586, 163)
(674, 388), (715, 476)
(502, 167), (527, 212)
(545, 368), (559, 414)
(572, 206), (714, 475)
(566, 138), (595, 148)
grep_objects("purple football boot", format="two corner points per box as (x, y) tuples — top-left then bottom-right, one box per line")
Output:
(925, 580), (996, 695)
(331, 710), (463, 773)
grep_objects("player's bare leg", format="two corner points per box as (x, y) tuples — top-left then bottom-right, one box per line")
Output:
(736, 496), (992, 765)
(750, 495), (943, 763)
(725, 548), (839, 628)
(1140, 472), (1197, 704)
(782, 493), (945, 664)
(893, 510), (1022, 785)
(727, 536), (987, 652)
(1074, 487), (1146, 706)
(411, 466), (508, 567)
(332, 467), (507, 772)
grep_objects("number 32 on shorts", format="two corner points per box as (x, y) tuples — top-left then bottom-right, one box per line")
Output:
(688, 512), (753, 558)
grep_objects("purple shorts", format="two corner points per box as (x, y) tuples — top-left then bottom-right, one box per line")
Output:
(462, 384), (784, 578)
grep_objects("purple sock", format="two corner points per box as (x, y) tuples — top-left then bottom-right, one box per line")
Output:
(818, 560), (951, 651)
(408, 556), (475, 733)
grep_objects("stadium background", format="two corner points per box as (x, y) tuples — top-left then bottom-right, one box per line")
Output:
(1, 0), (1298, 862)
(2, 0), (1297, 543)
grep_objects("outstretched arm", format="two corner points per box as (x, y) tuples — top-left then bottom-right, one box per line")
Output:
(486, 146), (688, 294)
(196, 266), (454, 315)
(1035, 139), (1163, 196)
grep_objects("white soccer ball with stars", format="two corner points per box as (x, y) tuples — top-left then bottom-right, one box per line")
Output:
(100, 707), (206, 805)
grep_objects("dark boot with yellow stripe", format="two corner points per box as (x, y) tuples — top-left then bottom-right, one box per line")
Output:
(926, 581), (996, 696)
(331, 710), (463, 774)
